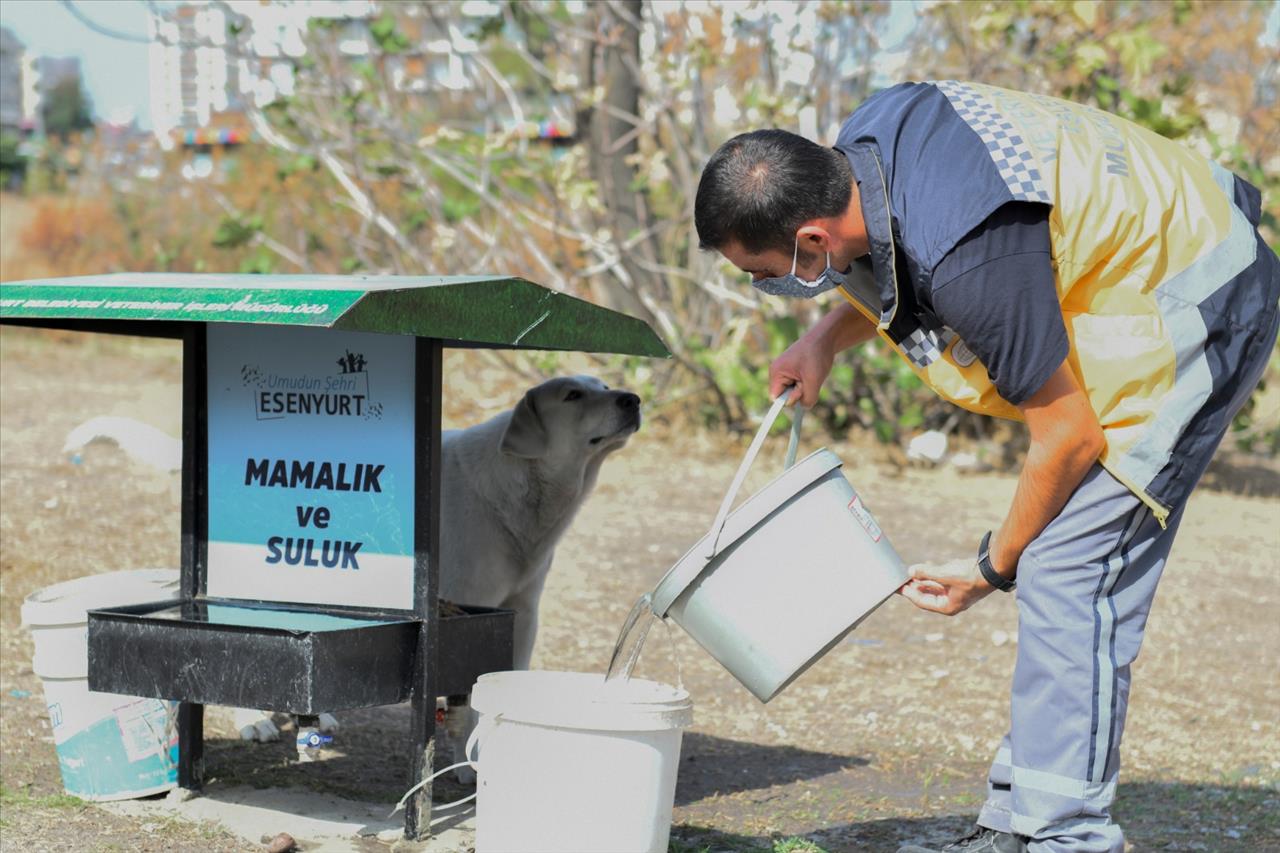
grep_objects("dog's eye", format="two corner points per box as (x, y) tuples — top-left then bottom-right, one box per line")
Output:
(564, 390), (583, 402)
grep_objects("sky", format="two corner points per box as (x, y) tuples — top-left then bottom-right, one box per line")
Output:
(0, 0), (155, 127)
(2, 0), (1275, 135)
(0, 0), (919, 134)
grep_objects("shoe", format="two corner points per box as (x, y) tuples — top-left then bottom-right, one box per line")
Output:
(897, 825), (1028, 853)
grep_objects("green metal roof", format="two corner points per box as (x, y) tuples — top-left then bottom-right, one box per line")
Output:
(0, 273), (670, 357)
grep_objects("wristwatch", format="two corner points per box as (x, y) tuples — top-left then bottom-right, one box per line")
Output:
(978, 530), (1016, 592)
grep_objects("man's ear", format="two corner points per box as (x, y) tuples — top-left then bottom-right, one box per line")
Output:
(797, 224), (831, 253)
(500, 390), (550, 459)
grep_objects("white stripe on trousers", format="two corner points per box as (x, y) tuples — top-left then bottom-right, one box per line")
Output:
(994, 747), (1118, 806)
(1089, 506), (1146, 784)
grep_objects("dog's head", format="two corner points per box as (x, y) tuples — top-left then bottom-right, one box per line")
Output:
(500, 376), (641, 461)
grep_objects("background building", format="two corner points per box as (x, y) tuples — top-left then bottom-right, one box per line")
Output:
(0, 26), (23, 133)
(146, 1), (378, 148)
(141, 0), (576, 149)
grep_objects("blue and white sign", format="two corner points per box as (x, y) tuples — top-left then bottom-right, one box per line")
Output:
(206, 324), (415, 609)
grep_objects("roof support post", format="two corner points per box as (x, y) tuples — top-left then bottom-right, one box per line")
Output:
(405, 337), (443, 839)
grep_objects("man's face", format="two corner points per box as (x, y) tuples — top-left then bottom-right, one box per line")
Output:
(719, 234), (828, 285)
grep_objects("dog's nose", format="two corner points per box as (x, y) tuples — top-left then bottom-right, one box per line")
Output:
(616, 392), (640, 410)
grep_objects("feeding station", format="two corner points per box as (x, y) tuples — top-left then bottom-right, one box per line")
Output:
(0, 273), (669, 838)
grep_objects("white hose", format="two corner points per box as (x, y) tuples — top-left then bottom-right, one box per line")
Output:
(388, 714), (499, 818)
(388, 761), (477, 818)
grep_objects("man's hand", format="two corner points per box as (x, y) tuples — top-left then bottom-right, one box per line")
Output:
(899, 558), (996, 615)
(769, 302), (876, 406)
(769, 330), (836, 407)
(899, 360), (1104, 617)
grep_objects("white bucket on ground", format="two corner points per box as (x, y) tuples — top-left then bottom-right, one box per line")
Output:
(469, 670), (693, 853)
(20, 568), (181, 801)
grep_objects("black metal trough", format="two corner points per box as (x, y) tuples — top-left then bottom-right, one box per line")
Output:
(88, 600), (512, 713)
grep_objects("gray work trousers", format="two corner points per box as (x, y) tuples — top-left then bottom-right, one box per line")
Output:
(975, 464), (1183, 851)
(976, 312), (1278, 852)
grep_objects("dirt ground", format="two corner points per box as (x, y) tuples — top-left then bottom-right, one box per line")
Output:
(1, 327), (1277, 852)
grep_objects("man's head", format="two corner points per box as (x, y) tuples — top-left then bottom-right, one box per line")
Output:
(694, 129), (866, 288)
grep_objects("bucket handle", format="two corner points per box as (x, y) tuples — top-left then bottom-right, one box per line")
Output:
(706, 387), (806, 559)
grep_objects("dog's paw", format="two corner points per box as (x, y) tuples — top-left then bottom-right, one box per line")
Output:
(232, 708), (281, 742)
(239, 718), (281, 743)
(317, 712), (340, 734)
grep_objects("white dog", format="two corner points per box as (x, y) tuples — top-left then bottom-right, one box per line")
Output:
(236, 376), (641, 778)
(438, 375), (641, 665)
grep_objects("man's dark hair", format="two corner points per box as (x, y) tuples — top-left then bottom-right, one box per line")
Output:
(694, 129), (853, 254)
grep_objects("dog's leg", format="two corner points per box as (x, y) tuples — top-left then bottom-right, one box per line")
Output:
(443, 574), (548, 784)
(442, 597), (537, 784)
(444, 694), (477, 785)
(512, 609), (538, 671)
(508, 572), (549, 670)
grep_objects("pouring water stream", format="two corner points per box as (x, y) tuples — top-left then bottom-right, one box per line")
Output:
(603, 592), (656, 683)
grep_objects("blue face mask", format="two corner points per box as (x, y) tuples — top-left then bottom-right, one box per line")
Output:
(751, 237), (848, 298)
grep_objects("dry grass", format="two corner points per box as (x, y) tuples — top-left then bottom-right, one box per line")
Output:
(1, 194), (133, 281)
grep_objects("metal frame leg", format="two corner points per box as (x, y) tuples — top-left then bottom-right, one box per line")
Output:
(405, 338), (443, 840)
(178, 325), (208, 792)
(177, 702), (203, 789)
(405, 646), (437, 839)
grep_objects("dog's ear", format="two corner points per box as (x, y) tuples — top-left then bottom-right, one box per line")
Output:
(500, 389), (550, 459)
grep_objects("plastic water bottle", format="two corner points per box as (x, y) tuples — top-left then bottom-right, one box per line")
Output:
(295, 715), (333, 763)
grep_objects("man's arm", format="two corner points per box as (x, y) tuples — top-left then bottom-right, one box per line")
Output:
(899, 359), (1104, 614)
(768, 301), (877, 406)
(989, 359), (1105, 575)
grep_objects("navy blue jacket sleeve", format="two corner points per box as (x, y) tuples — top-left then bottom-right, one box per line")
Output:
(929, 202), (1068, 406)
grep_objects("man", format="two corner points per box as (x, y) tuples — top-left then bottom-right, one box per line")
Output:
(693, 81), (1279, 853)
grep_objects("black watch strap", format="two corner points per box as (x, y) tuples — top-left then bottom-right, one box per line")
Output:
(978, 530), (1016, 592)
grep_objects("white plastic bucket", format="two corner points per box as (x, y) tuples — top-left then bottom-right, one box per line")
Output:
(651, 391), (909, 702)
(469, 670), (693, 853)
(20, 569), (181, 801)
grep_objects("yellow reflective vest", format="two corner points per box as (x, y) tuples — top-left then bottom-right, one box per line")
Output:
(835, 81), (1279, 526)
